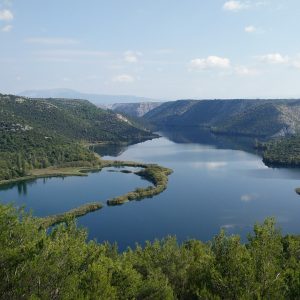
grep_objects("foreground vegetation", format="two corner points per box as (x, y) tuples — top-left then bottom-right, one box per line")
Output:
(1, 204), (300, 299)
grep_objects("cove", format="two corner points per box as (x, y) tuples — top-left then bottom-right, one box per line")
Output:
(0, 167), (150, 217)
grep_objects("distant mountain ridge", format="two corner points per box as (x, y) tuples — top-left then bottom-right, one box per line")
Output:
(143, 99), (300, 138)
(19, 88), (157, 105)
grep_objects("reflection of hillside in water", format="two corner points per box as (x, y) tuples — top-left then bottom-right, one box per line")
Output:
(0, 177), (58, 196)
(159, 127), (264, 156)
(91, 143), (129, 157)
(0, 179), (37, 195)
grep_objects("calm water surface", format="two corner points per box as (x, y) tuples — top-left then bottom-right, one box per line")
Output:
(1, 129), (300, 250)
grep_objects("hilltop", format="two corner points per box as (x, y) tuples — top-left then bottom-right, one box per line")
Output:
(0, 93), (157, 181)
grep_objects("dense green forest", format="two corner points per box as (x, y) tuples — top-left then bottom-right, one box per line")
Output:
(0, 94), (157, 181)
(1, 203), (300, 299)
(0, 130), (98, 181)
(262, 137), (300, 167)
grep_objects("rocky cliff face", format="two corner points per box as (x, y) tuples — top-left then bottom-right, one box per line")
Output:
(111, 102), (163, 118)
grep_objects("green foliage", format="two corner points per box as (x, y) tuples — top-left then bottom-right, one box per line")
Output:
(1, 204), (300, 299)
(263, 136), (300, 167)
(247, 218), (284, 298)
(107, 165), (173, 205)
(0, 94), (155, 143)
(0, 130), (97, 181)
(0, 94), (157, 181)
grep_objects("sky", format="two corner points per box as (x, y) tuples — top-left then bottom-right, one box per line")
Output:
(1, 0), (300, 100)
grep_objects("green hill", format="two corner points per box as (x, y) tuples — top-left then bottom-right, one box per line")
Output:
(0, 94), (157, 181)
(0, 94), (155, 143)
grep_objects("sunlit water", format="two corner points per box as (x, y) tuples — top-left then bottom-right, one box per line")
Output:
(1, 129), (300, 250)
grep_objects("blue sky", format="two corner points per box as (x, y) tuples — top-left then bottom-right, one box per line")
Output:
(1, 0), (300, 99)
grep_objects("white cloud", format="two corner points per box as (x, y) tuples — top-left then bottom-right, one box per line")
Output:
(235, 65), (258, 76)
(1, 24), (12, 32)
(259, 53), (289, 64)
(112, 74), (135, 83)
(25, 37), (80, 45)
(289, 54), (300, 69)
(0, 9), (13, 21)
(124, 51), (142, 63)
(189, 56), (231, 70)
(223, 1), (248, 11)
(292, 60), (300, 69)
(245, 25), (256, 33)
(223, 1), (267, 12)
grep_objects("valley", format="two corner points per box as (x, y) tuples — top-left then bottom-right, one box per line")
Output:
(3, 2), (300, 298)
(2, 94), (300, 299)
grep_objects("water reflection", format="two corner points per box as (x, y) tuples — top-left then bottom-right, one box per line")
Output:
(91, 143), (128, 157)
(0, 168), (150, 217)
(0, 179), (36, 196)
(0, 177), (67, 196)
(2, 128), (300, 250)
(159, 127), (263, 155)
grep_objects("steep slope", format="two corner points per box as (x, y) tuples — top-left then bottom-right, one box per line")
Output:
(144, 99), (300, 138)
(144, 100), (198, 125)
(111, 102), (163, 118)
(0, 94), (156, 143)
(0, 93), (157, 181)
(211, 103), (283, 137)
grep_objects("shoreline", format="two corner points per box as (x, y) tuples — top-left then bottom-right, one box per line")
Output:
(0, 159), (172, 228)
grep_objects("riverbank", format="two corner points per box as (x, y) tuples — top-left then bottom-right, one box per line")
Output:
(0, 160), (148, 186)
(40, 202), (104, 228)
(107, 164), (172, 205)
(1, 159), (172, 228)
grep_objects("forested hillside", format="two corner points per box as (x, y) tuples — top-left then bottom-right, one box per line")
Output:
(1, 204), (300, 299)
(0, 94), (157, 181)
(0, 94), (155, 143)
(144, 99), (300, 138)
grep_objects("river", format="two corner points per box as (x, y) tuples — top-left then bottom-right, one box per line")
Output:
(1, 129), (300, 250)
